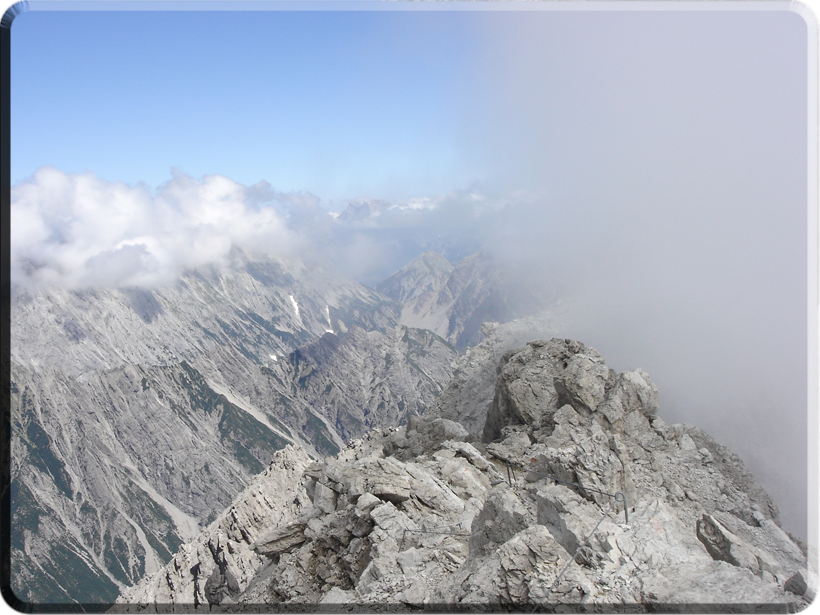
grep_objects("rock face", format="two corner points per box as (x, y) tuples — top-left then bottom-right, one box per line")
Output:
(115, 339), (812, 612)
(272, 325), (458, 448)
(117, 446), (313, 608)
(9, 250), (458, 607)
(375, 250), (550, 351)
(427, 312), (565, 437)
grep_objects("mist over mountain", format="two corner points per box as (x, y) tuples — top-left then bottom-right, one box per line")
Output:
(10, 170), (501, 293)
(376, 250), (551, 351)
(9, 250), (468, 607)
(10, 7), (811, 611)
(9, 166), (810, 609)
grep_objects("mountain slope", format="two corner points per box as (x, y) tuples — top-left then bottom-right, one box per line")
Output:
(273, 325), (458, 446)
(375, 250), (550, 350)
(11, 249), (396, 379)
(9, 251), (458, 609)
(116, 338), (812, 611)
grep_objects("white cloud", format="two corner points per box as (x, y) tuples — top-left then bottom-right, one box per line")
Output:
(11, 167), (510, 291)
(11, 167), (305, 289)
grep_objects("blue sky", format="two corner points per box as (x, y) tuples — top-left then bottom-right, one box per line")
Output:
(11, 8), (481, 200)
(8, 1), (816, 538)
(11, 6), (808, 202)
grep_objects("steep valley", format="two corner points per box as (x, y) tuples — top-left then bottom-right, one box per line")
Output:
(9, 251), (464, 608)
(116, 339), (814, 612)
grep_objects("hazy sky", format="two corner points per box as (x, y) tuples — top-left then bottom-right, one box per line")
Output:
(9, 2), (814, 538)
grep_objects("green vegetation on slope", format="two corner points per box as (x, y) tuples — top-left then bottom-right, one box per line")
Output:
(10, 480), (120, 610)
(171, 361), (290, 473)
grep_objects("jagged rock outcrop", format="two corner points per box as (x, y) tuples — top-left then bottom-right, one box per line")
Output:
(482, 338), (657, 442)
(116, 446), (312, 609)
(116, 339), (812, 612)
(9, 251), (459, 608)
(427, 312), (564, 437)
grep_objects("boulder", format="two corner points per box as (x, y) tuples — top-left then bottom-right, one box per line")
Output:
(435, 455), (492, 500)
(554, 352), (612, 415)
(486, 426), (532, 465)
(389, 415), (471, 459)
(369, 501), (418, 535)
(785, 568), (818, 602)
(483, 339), (589, 441)
(252, 522), (308, 557)
(697, 514), (761, 574)
(607, 368), (660, 417)
(535, 483), (620, 559)
(313, 481), (339, 514)
(440, 525), (579, 607)
(640, 560), (792, 609)
(318, 586), (356, 605)
(394, 578), (430, 607)
(440, 439), (493, 471)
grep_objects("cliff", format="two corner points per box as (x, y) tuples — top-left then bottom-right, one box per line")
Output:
(115, 339), (814, 612)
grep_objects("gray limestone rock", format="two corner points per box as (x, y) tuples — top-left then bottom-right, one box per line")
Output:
(439, 524), (579, 607)
(483, 339), (589, 441)
(469, 487), (535, 554)
(319, 586), (356, 605)
(554, 351), (613, 415)
(252, 522), (308, 557)
(535, 483), (621, 562)
(609, 368), (660, 418)
(427, 312), (564, 438)
(640, 561), (793, 610)
(697, 514), (765, 575)
(439, 439), (492, 471)
(313, 482), (340, 514)
(112, 337), (807, 613)
(432, 454), (492, 500)
(369, 502), (418, 535)
(486, 426), (533, 465)
(784, 568), (818, 602)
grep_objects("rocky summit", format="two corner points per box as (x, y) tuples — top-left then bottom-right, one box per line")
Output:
(9, 250), (459, 607)
(115, 339), (814, 613)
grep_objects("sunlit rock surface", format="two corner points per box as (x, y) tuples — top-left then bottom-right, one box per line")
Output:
(114, 340), (812, 612)
(9, 250), (458, 607)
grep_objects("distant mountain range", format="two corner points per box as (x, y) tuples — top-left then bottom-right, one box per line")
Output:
(376, 249), (550, 350)
(9, 247), (558, 608)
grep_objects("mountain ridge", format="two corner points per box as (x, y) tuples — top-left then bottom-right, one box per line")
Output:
(9, 250), (459, 608)
(115, 338), (814, 611)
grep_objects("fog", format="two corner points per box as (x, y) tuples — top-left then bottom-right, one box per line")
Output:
(10, 7), (812, 541)
(11, 162), (810, 539)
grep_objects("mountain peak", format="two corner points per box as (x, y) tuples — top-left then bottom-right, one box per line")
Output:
(375, 249), (551, 350)
(374, 250), (453, 304)
(117, 338), (812, 611)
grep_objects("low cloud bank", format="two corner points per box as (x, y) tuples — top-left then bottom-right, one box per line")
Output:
(11, 167), (810, 539)
(11, 168), (305, 289)
(10, 168), (544, 290)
